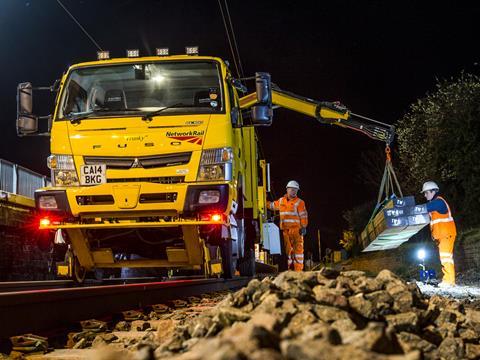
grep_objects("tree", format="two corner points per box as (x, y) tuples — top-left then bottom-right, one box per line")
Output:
(396, 73), (480, 227)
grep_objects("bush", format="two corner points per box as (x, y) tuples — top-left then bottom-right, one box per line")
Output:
(396, 73), (480, 227)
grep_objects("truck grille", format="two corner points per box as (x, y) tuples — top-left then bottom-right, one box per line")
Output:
(76, 195), (114, 206)
(107, 176), (185, 184)
(84, 152), (191, 170)
(139, 192), (177, 203)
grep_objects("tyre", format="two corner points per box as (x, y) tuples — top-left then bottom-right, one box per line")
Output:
(220, 239), (235, 279)
(238, 248), (255, 277)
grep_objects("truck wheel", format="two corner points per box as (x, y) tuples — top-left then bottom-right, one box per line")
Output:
(220, 239), (235, 279)
(238, 248), (256, 277)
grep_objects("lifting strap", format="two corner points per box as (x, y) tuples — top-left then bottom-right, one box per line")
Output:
(367, 145), (403, 224)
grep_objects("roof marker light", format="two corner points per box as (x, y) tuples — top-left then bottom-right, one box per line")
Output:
(156, 48), (169, 56)
(126, 49), (139, 58)
(97, 51), (110, 60)
(185, 46), (199, 56)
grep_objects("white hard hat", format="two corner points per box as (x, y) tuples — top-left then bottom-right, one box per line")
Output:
(421, 181), (439, 193)
(286, 180), (300, 189)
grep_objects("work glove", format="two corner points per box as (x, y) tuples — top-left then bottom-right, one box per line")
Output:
(299, 227), (307, 236)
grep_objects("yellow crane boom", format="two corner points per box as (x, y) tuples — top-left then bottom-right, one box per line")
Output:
(240, 86), (395, 145)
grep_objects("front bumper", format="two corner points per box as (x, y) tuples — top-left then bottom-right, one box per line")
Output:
(38, 218), (227, 230)
(35, 182), (231, 228)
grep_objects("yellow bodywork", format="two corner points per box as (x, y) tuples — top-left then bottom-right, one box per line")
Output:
(38, 55), (264, 275)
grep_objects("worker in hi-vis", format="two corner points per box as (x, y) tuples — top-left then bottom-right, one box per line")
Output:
(421, 181), (457, 286)
(267, 180), (308, 271)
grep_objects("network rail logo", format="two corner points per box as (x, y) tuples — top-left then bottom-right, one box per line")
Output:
(166, 130), (205, 145)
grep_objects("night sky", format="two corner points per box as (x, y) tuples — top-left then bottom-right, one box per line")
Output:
(1, 1), (479, 251)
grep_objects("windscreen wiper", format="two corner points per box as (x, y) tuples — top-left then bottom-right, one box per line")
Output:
(65, 108), (142, 123)
(141, 103), (187, 121)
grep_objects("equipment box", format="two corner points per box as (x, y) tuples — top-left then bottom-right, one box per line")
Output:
(386, 216), (409, 227)
(384, 196), (415, 209)
(408, 214), (430, 226)
(407, 204), (428, 215)
(384, 207), (408, 218)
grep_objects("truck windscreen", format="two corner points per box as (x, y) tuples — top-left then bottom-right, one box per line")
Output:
(58, 61), (223, 120)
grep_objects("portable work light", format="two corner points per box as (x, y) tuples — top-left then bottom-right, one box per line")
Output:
(417, 248), (426, 261)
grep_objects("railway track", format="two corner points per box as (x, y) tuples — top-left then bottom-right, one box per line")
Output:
(0, 277), (251, 341)
(0, 277), (173, 293)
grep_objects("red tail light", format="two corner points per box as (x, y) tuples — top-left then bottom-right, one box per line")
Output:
(211, 213), (222, 222)
(37, 215), (63, 229)
(199, 212), (225, 222)
(39, 217), (51, 228)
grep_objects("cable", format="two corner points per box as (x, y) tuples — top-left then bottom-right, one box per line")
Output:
(56, 0), (103, 51)
(223, 0), (245, 78)
(217, 0), (241, 78)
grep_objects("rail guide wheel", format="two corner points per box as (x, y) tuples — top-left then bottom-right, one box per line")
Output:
(201, 240), (223, 278)
(57, 249), (86, 284)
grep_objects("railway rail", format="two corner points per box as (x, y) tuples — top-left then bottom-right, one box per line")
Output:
(0, 277), (251, 341)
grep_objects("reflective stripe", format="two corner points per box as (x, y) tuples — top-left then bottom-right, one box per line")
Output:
(440, 258), (455, 264)
(430, 217), (454, 225)
(293, 199), (301, 212)
(298, 211), (307, 216)
(439, 252), (453, 257)
(282, 219), (301, 223)
(279, 197), (284, 205)
(280, 211), (298, 216)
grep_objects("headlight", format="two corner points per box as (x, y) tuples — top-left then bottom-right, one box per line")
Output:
(197, 148), (233, 181)
(198, 190), (220, 204)
(38, 195), (58, 209)
(48, 155), (79, 186)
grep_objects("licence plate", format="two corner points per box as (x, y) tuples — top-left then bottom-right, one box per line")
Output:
(80, 164), (106, 185)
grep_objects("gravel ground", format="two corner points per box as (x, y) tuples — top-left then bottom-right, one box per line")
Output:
(6, 270), (480, 359)
(417, 282), (480, 305)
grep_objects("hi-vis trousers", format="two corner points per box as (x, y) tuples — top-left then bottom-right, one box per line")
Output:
(437, 235), (456, 285)
(283, 228), (304, 272)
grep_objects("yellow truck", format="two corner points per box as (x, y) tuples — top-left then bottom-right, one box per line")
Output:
(16, 48), (394, 282)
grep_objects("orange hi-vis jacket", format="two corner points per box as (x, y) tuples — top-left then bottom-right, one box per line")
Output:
(267, 195), (308, 230)
(430, 196), (457, 240)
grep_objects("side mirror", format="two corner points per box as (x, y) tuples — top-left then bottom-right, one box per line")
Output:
(251, 72), (273, 126)
(17, 82), (38, 135)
